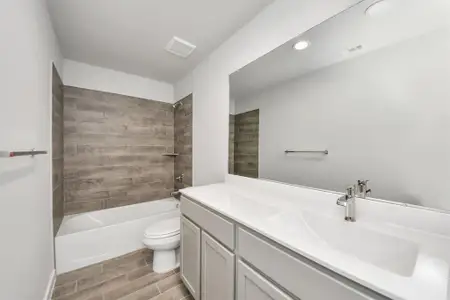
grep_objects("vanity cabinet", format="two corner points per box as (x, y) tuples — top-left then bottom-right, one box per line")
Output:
(180, 200), (235, 300)
(180, 196), (388, 300)
(201, 231), (235, 300)
(181, 216), (201, 300)
(237, 228), (374, 300)
(181, 195), (235, 249)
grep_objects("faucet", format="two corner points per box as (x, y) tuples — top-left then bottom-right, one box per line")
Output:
(337, 185), (356, 222)
(175, 174), (184, 182)
(356, 179), (371, 199)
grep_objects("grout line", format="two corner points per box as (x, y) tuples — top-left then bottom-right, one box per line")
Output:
(53, 280), (78, 300)
(160, 283), (184, 296)
(156, 282), (161, 294)
(122, 282), (159, 300)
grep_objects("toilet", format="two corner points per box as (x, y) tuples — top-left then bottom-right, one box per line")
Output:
(143, 216), (181, 273)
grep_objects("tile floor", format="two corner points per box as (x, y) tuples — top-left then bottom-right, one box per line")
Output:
(52, 249), (192, 300)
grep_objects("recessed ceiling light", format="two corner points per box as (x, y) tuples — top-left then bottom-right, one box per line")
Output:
(365, 0), (392, 17)
(293, 40), (310, 51)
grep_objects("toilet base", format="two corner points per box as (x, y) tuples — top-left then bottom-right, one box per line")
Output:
(152, 248), (180, 274)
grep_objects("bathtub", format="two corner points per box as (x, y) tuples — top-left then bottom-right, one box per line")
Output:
(55, 198), (180, 274)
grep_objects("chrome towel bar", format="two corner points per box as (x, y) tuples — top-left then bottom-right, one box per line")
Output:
(0, 149), (48, 158)
(285, 150), (329, 155)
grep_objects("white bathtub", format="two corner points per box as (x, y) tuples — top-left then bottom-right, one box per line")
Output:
(55, 198), (180, 274)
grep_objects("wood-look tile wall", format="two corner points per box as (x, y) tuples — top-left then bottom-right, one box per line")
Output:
(63, 87), (175, 215)
(174, 95), (193, 190)
(228, 115), (235, 174)
(232, 109), (259, 178)
(52, 65), (64, 235)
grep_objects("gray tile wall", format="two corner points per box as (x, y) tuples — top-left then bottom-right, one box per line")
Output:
(233, 109), (259, 178)
(63, 87), (175, 215)
(52, 65), (64, 235)
(228, 115), (235, 174)
(174, 95), (193, 190)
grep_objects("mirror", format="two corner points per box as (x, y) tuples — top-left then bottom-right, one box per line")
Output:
(229, 0), (450, 212)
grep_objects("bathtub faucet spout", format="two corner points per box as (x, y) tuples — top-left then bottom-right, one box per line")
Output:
(171, 191), (181, 198)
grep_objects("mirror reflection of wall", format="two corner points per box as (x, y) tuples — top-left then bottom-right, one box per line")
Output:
(229, 0), (450, 212)
(229, 98), (259, 178)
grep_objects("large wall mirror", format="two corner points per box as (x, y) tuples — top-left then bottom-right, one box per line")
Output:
(229, 0), (450, 212)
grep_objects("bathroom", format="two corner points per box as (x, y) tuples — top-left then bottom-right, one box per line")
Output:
(1, 0), (450, 299)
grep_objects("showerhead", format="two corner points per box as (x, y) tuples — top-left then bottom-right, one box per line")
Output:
(172, 101), (183, 108)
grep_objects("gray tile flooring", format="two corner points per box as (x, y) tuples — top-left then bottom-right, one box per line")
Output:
(53, 249), (192, 300)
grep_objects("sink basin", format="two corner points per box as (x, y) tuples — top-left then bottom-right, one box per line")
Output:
(301, 211), (419, 277)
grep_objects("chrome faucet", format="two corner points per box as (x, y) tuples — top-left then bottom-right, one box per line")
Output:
(337, 185), (356, 222)
(356, 179), (371, 199)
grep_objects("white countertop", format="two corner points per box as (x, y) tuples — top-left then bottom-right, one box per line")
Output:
(180, 175), (450, 300)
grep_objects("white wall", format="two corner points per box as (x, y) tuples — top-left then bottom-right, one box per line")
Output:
(0, 0), (63, 299)
(64, 60), (175, 103)
(174, 73), (193, 101)
(235, 28), (450, 211)
(175, 0), (360, 186)
(229, 98), (236, 115)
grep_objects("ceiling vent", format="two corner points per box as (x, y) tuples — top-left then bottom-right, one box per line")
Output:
(165, 37), (196, 58)
(348, 45), (363, 53)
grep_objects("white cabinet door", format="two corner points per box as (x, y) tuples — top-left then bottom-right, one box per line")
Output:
(201, 231), (234, 300)
(237, 260), (294, 300)
(181, 216), (201, 300)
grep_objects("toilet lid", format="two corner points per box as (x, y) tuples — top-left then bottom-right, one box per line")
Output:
(145, 217), (180, 238)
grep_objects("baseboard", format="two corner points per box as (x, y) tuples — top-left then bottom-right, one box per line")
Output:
(43, 269), (56, 300)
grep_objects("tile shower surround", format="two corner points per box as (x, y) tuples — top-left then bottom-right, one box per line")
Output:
(52, 64), (64, 235)
(228, 115), (235, 174)
(174, 94), (193, 191)
(63, 87), (176, 215)
(230, 109), (259, 178)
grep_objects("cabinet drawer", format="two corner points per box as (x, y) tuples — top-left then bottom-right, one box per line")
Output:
(237, 260), (293, 300)
(238, 228), (382, 300)
(181, 196), (235, 249)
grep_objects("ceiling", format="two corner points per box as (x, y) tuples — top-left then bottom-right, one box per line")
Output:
(47, 0), (274, 83)
(231, 0), (450, 99)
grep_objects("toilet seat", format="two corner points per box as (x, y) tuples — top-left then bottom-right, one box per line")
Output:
(144, 217), (180, 239)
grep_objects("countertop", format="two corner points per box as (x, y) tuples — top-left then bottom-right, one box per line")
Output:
(180, 175), (450, 300)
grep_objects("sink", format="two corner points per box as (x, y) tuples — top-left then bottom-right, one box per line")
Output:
(301, 211), (419, 277)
